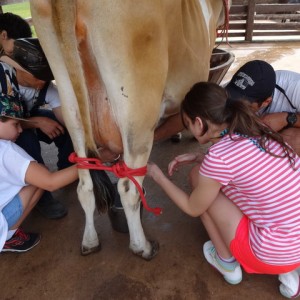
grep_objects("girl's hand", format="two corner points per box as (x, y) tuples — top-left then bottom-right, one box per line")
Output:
(147, 162), (165, 182)
(168, 152), (204, 176)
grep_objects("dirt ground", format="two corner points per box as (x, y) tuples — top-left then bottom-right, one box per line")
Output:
(1, 42), (300, 300)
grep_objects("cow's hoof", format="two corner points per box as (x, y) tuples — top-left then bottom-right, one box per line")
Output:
(81, 243), (101, 256)
(144, 240), (159, 261)
(134, 240), (159, 261)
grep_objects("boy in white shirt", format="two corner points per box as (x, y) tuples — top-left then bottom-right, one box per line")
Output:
(0, 93), (78, 253)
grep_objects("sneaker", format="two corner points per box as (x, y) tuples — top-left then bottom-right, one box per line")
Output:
(279, 269), (300, 299)
(35, 192), (67, 219)
(203, 240), (242, 285)
(2, 228), (41, 253)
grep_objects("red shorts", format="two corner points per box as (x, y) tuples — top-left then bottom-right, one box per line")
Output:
(230, 216), (300, 274)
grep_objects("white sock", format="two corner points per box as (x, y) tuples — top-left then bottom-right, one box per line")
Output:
(217, 253), (236, 263)
(6, 229), (17, 240)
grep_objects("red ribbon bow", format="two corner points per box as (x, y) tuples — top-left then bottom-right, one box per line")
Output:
(69, 152), (162, 215)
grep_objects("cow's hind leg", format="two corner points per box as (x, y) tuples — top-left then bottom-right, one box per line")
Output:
(118, 178), (159, 260)
(77, 169), (101, 255)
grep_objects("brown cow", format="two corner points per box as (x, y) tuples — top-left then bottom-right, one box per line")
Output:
(29, 0), (230, 259)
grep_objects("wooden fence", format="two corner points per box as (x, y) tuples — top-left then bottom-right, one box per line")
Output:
(227, 0), (300, 42)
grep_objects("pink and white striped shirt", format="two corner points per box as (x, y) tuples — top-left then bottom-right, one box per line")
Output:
(200, 134), (300, 266)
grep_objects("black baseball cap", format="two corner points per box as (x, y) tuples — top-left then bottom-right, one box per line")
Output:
(226, 60), (276, 102)
(0, 38), (54, 81)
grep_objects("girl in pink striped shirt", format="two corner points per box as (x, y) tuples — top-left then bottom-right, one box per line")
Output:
(147, 82), (300, 299)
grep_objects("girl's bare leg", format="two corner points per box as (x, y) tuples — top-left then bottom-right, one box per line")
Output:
(203, 192), (243, 258)
(189, 165), (243, 258)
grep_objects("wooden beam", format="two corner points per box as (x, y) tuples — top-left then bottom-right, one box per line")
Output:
(256, 4), (300, 14)
(245, 0), (256, 41)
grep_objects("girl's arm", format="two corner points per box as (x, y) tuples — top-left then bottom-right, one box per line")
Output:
(261, 112), (300, 131)
(148, 163), (221, 217)
(25, 162), (78, 192)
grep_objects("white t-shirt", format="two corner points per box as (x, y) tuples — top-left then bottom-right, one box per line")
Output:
(0, 140), (34, 251)
(19, 81), (61, 111)
(265, 70), (300, 113)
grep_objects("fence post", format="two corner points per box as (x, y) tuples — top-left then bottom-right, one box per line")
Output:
(245, 0), (256, 41)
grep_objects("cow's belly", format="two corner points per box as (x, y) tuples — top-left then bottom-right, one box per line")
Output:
(89, 89), (123, 154)
(78, 27), (123, 154)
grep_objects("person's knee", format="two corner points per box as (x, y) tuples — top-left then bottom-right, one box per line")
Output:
(280, 128), (300, 155)
(281, 128), (300, 144)
(19, 186), (43, 210)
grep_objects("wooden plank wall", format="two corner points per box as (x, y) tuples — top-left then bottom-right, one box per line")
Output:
(229, 0), (300, 41)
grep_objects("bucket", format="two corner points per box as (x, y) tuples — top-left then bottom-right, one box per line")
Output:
(208, 48), (235, 84)
(108, 184), (145, 233)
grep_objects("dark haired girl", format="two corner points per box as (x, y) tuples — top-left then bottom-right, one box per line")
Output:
(147, 82), (300, 299)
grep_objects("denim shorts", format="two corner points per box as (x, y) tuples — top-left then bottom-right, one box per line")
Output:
(2, 194), (24, 229)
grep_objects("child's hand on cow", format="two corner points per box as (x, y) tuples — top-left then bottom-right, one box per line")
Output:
(168, 152), (204, 176)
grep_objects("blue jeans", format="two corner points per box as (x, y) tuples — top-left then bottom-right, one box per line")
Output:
(2, 194), (23, 229)
(16, 109), (74, 170)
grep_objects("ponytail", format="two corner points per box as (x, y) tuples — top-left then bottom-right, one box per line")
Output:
(181, 82), (297, 167)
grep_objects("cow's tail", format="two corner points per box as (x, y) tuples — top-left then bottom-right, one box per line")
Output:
(86, 151), (114, 214)
(89, 169), (114, 214)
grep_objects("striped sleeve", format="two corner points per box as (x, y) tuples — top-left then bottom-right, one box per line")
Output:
(199, 151), (233, 186)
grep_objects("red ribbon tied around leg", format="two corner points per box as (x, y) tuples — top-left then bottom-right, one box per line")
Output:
(69, 152), (162, 215)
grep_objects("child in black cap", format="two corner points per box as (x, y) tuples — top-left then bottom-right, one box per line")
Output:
(226, 60), (300, 155)
(0, 84), (78, 253)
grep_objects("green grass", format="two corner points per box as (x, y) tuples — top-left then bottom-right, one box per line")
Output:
(2, 1), (36, 36)
(2, 2), (31, 19)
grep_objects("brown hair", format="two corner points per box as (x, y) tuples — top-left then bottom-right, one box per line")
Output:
(181, 82), (297, 167)
(0, 116), (11, 122)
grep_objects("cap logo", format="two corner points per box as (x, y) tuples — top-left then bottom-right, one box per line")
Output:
(234, 71), (255, 90)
